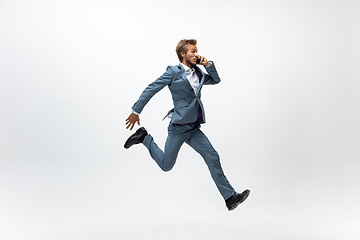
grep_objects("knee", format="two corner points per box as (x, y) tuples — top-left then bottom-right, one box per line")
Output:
(162, 164), (174, 172)
(160, 155), (176, 172)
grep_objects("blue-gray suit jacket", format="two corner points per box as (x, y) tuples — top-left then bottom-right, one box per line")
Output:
(132, 61), (221, 125)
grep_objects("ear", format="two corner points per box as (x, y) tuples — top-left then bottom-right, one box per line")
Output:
(181, 51), (186, 58)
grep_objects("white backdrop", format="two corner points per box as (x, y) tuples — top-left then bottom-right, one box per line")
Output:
(1, 0), (359, 239)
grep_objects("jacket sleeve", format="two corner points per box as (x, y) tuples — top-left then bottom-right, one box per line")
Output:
(132, 66), (174, 114)
(203, 61), (221, 85)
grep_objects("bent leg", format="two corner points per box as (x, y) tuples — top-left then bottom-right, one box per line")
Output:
(142, 125), (190, 172)
(186, 129), (235, 200)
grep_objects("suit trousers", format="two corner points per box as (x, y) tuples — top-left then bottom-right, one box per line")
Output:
(142, 122), (235, 200)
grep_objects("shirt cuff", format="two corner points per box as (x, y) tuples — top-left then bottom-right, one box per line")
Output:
(132, 109), (140, 115)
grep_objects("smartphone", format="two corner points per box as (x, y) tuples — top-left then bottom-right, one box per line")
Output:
(196, 57), (201, 64)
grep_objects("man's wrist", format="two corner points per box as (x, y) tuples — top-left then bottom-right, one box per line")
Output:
(132, 109), (140, 115)
(204, 61), (212, 67)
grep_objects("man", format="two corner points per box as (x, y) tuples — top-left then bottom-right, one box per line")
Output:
(124, 39), (250, 211)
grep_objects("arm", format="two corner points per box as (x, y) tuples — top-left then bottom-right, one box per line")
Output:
(203, 61), (221, 85)
(197, 56), (221, 85)
(125, 66), (174, 130)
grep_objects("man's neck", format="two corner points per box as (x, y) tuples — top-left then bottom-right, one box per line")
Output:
(181, 61), (195, 69)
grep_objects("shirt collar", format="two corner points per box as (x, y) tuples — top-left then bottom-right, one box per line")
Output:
(180, 63), (195, 74)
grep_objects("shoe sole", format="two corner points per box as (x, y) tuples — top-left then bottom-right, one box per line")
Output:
(228, 190), (250, 211)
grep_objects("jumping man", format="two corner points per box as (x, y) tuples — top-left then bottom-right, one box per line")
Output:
(124, 39), (250, 211)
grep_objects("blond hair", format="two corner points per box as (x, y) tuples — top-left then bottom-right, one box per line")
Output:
(176, 39), (197, 62)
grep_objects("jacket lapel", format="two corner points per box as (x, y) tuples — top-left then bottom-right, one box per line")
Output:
(195, 67), (204, 96)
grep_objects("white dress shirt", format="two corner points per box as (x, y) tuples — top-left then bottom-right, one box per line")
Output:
(180, 63), (199, 94)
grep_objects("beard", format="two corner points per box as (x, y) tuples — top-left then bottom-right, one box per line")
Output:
(185, 56), (196, 68)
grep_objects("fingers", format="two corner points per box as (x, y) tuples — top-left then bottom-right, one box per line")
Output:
(203, 57), (208, 64)
(126, 121), (135, 130)
(125, 113), (140, 130)
(198, 55), (209, 66)
(125, 119), (131, 128)
(201, 57), (211, 67)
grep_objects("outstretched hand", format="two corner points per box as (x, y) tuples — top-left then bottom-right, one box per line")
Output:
(125, 113), (140, 130)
